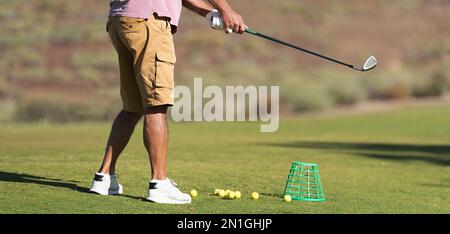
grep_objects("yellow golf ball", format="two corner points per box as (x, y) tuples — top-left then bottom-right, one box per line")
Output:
(214, 189), (220, 195)
(235, 191), (242, 199)
(284, 195), (292, 202)
(251, 192), (259, 200)
(190, 189), (198, 198)
(225, 190), (231, 196)
(228, 191), (235, 199)
(218, 190), (226, 197)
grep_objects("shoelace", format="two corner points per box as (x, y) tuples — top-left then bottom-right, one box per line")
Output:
(159, 178), (190, 201)
(168, 178), (178, 187)
(166, 178), (186, 196)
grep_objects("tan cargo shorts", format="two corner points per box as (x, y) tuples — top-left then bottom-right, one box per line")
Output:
(107, 14), (176, 113)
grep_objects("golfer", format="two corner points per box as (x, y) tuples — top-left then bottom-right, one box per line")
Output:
(89, 0), (246, 204)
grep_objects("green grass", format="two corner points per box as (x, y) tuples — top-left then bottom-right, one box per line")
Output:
(0, 105), (449, 214)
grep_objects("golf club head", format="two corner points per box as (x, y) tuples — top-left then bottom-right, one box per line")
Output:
(362, 56), (377, 71)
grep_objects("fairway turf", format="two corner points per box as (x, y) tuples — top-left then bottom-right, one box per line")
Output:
(0, 104), (449, 214)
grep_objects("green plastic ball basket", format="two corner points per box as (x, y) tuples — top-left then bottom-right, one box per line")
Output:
(283, 162), (325, 202)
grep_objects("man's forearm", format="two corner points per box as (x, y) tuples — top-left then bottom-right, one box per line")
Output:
(182, 0), (214, 17)
(206, 0), (234, 14)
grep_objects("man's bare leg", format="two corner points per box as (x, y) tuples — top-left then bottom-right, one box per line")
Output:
(98, 110), (142, 175)
(144, 105), (191, 204)
(143, 105), (169, 180)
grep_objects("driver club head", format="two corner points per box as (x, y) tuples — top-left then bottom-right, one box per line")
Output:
(362, 56), (377, 71)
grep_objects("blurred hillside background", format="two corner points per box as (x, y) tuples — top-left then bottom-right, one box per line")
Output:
(0, 0), (449, 122)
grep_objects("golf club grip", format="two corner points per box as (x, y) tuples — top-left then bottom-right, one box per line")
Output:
(244, 29), (355, 69)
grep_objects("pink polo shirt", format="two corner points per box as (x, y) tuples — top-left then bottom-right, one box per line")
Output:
(109, 0), (182, 26)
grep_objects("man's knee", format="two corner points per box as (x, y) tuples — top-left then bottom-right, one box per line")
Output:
(143, 106), (169, 128)
(144, 105), (169, 115)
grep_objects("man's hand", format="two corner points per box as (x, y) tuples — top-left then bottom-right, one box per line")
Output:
(182, 0), (246, 34)
(221, 9), (246, 34)
(207, 0), (246, 34)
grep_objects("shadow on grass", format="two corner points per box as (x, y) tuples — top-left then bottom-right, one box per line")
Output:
(0, 171), (148, 201)
(264, 141), (450, 167)
(0, 171), (89, 193)
(260, 193), (284, 199)
(420, 183), (450, 188)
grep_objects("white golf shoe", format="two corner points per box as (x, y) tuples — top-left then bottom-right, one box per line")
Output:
(89, 173), (123, 195)
(146, 178), (192, 204)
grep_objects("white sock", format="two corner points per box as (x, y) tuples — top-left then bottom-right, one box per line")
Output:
(150, 178), (169, 184)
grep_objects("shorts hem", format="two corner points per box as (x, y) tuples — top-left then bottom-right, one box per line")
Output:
(144, 102), (174, 108)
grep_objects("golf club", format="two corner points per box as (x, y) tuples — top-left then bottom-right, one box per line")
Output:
(244, 28), (377, 72)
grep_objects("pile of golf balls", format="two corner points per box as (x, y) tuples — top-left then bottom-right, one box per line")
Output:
(190, 189), (292, 202)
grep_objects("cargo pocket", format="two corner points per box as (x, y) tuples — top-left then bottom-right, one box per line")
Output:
(155, 52), (176, 88)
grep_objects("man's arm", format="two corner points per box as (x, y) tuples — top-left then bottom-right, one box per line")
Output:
(182, 0), (214, 17)
(182, 0), (246, 34)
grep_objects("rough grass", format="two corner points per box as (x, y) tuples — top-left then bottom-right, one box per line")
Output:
(0, 104), (449, 214)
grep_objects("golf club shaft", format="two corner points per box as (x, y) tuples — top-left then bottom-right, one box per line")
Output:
(245, 28), (358, 70)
